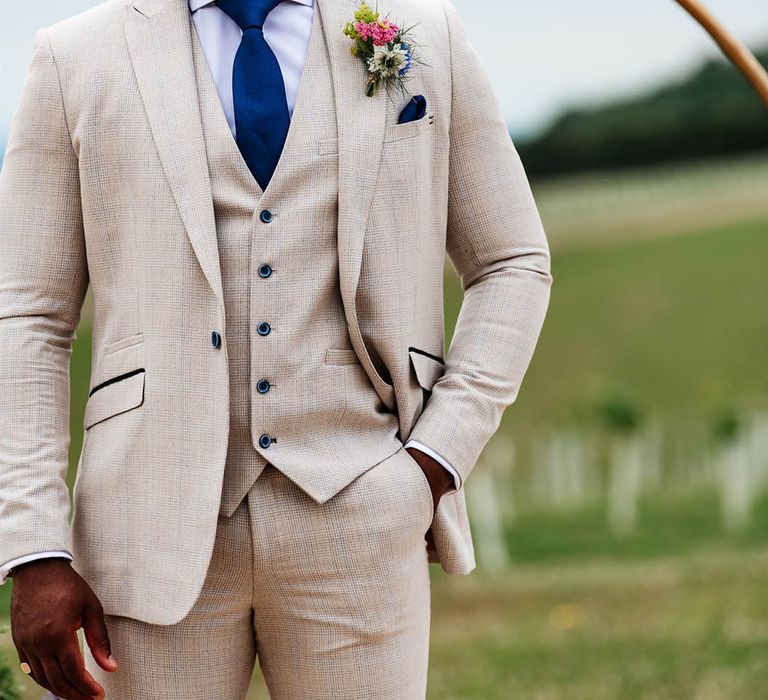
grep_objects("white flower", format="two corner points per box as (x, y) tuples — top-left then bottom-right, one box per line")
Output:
(367, 43), (409, 80)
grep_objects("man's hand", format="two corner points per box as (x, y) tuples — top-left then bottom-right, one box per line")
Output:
(10, 558), (117, 700)
(406, 447), (454, 518)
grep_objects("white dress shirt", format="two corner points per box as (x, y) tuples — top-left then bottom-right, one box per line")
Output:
(189, 0), (315, 135)
(0, 0), (460, 584)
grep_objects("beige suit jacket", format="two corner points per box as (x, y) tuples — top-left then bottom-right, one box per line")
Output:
(0, 0), (552, 623)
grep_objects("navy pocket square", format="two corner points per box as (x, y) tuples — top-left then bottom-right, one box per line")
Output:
(398, 95), (427, 124)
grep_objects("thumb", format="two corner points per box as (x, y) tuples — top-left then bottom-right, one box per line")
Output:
(82, 599), (118, 673)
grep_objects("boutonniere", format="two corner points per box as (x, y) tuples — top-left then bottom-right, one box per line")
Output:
(343, 2), (422, 97)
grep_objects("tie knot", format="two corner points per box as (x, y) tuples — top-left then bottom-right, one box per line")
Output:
(217, 0), (284, 31)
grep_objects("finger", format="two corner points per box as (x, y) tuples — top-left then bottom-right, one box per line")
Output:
(16, 649), (29, 668)
(58, 631), (105, 699)
(25, 653), (55, 695)
(41, 655), (95, 700)
(57, 654), (105, 700)
(16, 651), (36, 685)
(82, 600), (117, 672)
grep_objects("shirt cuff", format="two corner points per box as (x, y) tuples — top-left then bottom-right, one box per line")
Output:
(404, 440), (462, 493)
(0, 551), (73, 585)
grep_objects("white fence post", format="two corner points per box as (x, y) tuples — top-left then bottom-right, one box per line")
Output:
(607, 434), (643, 536)
(467, 436), (514, 574)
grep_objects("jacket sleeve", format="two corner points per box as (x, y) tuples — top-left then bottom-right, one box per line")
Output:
(407, 0), (553, 485)
(0, 28), (88, 567)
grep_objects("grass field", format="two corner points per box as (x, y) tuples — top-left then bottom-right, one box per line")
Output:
(451, 216), (768, 438)
(1, 162), (766, 698)
(425, 547), (768, 700)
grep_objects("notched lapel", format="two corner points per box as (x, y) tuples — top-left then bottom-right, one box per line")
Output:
(124, 0), (224, 308)
(316, 0), (387, 309)
(316, 0), (393, 409)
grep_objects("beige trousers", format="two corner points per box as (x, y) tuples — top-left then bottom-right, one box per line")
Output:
(84, 446), (434, 699)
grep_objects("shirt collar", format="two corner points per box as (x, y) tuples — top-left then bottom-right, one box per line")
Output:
(189, 0), (314, 12)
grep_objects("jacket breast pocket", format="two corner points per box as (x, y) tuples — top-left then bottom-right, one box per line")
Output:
(84, 369), (146, 430)
(383, 112), (435, 143)
(379, 114), (435, 195)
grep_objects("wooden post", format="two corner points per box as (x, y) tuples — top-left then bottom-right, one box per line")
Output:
(675, 0), (768, 105)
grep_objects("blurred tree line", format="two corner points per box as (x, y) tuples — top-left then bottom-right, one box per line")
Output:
(517, 46), (768, 177)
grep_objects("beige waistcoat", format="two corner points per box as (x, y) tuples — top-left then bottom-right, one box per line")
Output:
(192, 10), (404, 517)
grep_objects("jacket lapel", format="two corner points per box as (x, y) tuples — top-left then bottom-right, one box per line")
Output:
(316, 0), (387, 327)
(315, 0), (394, 408)
(124, 0), (224, 308)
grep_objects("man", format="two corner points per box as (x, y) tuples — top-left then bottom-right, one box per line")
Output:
(0, 0), (551, 697)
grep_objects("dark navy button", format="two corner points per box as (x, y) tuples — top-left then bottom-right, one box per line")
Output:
(258, 433), (273, 448)
(258, 264), (273, 278)
(211, 330), (222, 349)
(257, 379), (271, 394)
(259, 209), (273, 224)
(257, 322), (271, 336)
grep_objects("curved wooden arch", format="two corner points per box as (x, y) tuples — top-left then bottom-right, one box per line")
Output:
(675, 0), (768, 105)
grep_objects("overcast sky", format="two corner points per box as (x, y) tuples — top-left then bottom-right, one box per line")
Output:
(1, 0), (766, 140)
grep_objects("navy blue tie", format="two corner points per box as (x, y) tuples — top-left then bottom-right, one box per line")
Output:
(217, 0), (290, 190)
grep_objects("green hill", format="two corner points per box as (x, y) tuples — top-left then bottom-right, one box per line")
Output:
(518, 46), (768, 177)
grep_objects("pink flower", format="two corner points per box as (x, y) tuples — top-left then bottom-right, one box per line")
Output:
(355, 20), (399, 46)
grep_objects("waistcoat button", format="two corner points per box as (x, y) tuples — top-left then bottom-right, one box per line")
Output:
(211, 330), (222, 349)
(259, 209), (273, 224)
(257, 322), (271, 336)
(258, 264), (273, 278)
(257, 379), (271, 394)
(258, 434), (273, 448)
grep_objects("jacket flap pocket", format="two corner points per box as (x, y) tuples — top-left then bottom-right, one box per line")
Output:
(84, 370), (145, 430)
(383, 112), (434, 143)
(408, 347), (445, 391)
(90, 337), (145, 392)
(318, 137), (338, 157)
